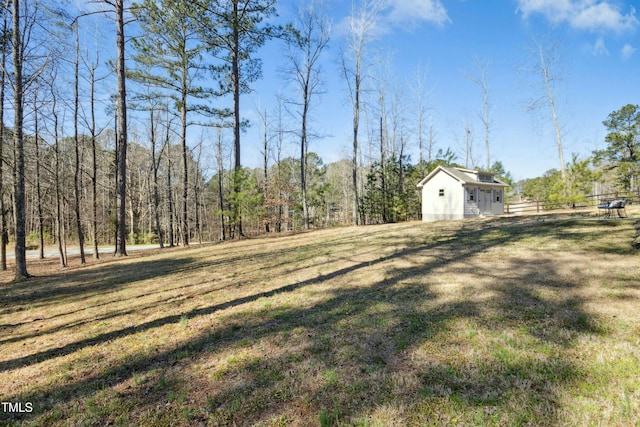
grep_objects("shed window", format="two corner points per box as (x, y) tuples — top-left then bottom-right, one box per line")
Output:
(438, 188), (445, 197)
(478, 174), (493, 183)
(495, 190), (502, 203)
(467, 188), (475, 201)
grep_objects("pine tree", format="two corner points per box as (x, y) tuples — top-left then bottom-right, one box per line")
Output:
(200, 0), (283, 237)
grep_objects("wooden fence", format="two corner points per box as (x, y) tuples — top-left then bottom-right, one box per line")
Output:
(506, 191), (639, 215)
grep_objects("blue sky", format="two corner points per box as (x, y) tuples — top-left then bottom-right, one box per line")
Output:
(241, 0), (640, 180)
(68, 0), (639, 181)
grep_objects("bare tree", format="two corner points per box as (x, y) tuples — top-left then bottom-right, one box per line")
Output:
(468, 55), (491, 170)
(73, 23), (86, 264)
(390, 87), (409, 195)
(464, 124), (473, 169)
(427, 111), (437, 164)
(8, 0), (50, 279)
(273, 95), (286, 232)
(43, 66), (67, 267)
(413, 62), (432, 165)
(0, 6), (8, 270)
(215, 126), (226, 240)
(255, 105), (271, 232)
(80, 37), (108, 259)
(81, 1), (131, 256)
(149, 99), (164, 248)
(340, 0), (382, 225)
(378, 110), (387, 222)
(193, 140), (204, 244)
(284, 0), (330, 230)
(95, 0), (130, 256)
(33, 85), (44, 259)
(163, 102), (175, 247)
(11, 0), (28, 279)
(88, 60), (101, 258)
(372, 57), (391, 222)
(523, 33), (567, 179)
(127, 58), (168, 249)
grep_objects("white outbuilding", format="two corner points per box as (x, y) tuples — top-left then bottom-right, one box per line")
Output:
(416, 166), (509, 222)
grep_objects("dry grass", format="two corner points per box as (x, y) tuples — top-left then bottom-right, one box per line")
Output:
(1, 209), (639, 426)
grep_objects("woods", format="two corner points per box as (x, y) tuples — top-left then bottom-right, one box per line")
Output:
(0, 1), (638, 281)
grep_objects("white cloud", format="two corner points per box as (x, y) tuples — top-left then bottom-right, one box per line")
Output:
(386, 0), (451, 28)
(621, 43), (637, 59)
(337, 0), (451, 39)
(516, 0), (639, 33)
(572, 3), (638, 33)
(591, 37), (609, 55)
(517, 0), (574, 23)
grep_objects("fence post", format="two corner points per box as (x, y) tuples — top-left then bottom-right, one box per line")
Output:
(537, 201), (540, 213)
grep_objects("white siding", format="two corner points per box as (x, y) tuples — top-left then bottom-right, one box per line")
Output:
(490, 189), (505, 215)
(418, 166), (507, 222)
(421, 172), (465, 221)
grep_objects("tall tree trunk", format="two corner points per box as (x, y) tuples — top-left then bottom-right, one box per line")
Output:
(465, 127), (472, 168)
(34, 88), (44, 259)
(301, 92), (309, 230)
(342, 1), (381, 225)
(398, 134), (405, 221)
(414, 64), (427, 166)
(262, 109), (269, 233)
(113, 112), (118, 252)
(0, 10), (8, 271)
(380, 115), (387, 223)
(232, 0), (243, 238)
(12, 0), (29, 280)
(469, 55), (491, 170)
(194, 145), (202, 245)
(530, 38), (566, 180)
(89, 51), (99, 258)
(166, 137), (175, 248)
(49, 70), (67, 268)
(352, 70), (360, 225)
(276, 102), (284, 233)
(180, 89), (189, 246)
(151, 108), (163, 249)
(74, 24), (85, 264)
(544, 67), (566, 179)
(216, 127), (225, 241)
(288, 0), (330, 228)
(54, 116), (66, 268)
(194, 178), (201, 244)
(115, 0), (128, 256)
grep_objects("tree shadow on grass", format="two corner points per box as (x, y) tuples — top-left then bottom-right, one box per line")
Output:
(0, 256), (197, 312)
(0, 218), (627, 425)
(0, 232), (396, 361)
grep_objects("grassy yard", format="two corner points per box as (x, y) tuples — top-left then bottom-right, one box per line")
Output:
(1, 211), (639, 426)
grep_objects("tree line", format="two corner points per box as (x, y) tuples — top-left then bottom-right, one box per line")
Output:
(518, 104), (640, 207)
(1, 0), (637, 282)
(0, 0), (445, 280)
(2, 0), (290, 280)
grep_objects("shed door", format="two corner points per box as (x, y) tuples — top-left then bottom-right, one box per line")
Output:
(479, 189), (492, 213)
